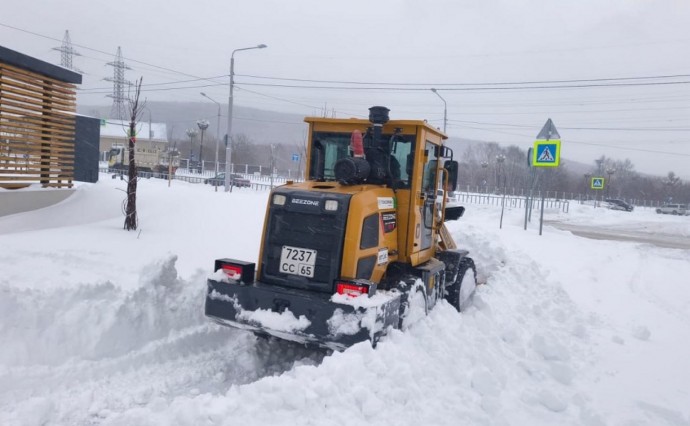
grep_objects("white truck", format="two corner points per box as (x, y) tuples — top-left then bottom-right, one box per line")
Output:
(108, 144), (179, 177)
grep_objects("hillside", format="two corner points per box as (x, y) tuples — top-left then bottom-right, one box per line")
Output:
(78, 102), (600, 178)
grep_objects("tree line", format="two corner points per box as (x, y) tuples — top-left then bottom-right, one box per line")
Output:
(458, 142), (688, 204)
(173, 133), (688, 203)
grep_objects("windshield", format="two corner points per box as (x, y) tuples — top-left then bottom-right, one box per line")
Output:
(309, 131), (415, 187)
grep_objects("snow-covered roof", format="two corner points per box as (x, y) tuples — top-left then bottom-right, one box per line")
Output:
(99, 119), (168, 143)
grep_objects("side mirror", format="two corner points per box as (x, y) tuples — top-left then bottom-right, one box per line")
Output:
(444, 160), (459, 192)
(441, 146), (454, 160)
(445, 205), (465, 221)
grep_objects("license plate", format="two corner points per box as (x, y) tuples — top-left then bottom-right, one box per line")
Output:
(280, 246), (317, 278)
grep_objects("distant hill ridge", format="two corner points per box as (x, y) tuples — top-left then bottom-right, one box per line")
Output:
(78, 102), (593, 174)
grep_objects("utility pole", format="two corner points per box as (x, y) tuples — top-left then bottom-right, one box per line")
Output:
(185, 128), (198, 171)
(197, 119), (210, 173)
(225, 44), (267, 192)
(201, 92), (221, 175)
(430, 88), (447, 133)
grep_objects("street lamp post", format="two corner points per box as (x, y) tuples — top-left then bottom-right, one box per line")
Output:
(496, 154), (506, 191)
(606, 167), (616, 197)
(200, 92), (221, 175)
(481, 161), (489, 193)
(430, 88), (447, 133)
(196, 119), (210, 173)
(185, 128), (198, 170)
(225, 43), (267, 192)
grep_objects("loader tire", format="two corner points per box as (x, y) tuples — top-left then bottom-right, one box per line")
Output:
(445, 257), (477, 312)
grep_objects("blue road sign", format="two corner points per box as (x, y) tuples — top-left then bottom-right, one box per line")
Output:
(532, 140), (561, 167)
(292, 154), (300, 162)
(591, 177), (605, 190)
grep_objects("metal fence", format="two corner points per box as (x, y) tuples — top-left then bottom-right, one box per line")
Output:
(458, 184), (671, 208)
(454, 192), (570, 213)
(100, 168), (283, 192)
(101, 167), (670, 211)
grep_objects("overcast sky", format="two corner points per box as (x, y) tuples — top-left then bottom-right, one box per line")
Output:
(2, 0), (690, 178)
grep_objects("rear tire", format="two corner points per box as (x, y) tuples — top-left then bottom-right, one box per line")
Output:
(445, 257), (477, 312)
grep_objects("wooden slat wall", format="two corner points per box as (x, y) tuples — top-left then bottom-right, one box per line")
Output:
(0, 61), (77, 189)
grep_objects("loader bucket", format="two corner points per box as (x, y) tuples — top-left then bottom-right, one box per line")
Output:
(205, 278), (402, 351)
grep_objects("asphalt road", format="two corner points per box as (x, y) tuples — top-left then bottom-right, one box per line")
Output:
(545, 221), (690, 250)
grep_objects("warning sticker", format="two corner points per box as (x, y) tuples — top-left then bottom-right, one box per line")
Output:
(377, 197), (395, 210)
(377, 248), (389, 265)
(382, 212), (397, 233)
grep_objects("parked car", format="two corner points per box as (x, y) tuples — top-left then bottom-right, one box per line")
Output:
(204, 173), (251, 188)
(604, 198), (634, 212)
(656, 203), (689, 215)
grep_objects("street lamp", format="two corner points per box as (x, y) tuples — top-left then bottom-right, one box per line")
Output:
(430, 88), (447, 133)
(481, 161), (489, 193)
(185, 128), (198, 170)
(225, 43), (267, 192)
(496, 154), (506, 190)
(606, 167), (616, 197)
(196, 119), (210, 173)
(200, 92), (221, 175)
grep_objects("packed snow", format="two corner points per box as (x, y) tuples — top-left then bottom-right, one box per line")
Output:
(1, 176), (689, 426)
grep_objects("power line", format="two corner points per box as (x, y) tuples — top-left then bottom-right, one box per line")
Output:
(78, 75), (228, 92)
(0, 22), (225, 85)
(78, 82), (225, 95)
(567, 139), (690, 157)
(234, 80), (690, 92)
(447, 119), (690, 132)
(236, 72), (690, 87)
(452, 124), (690, 157)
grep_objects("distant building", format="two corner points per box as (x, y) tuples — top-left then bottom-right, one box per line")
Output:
(98, 119), (169, 161)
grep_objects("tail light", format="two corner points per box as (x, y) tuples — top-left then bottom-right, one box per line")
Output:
(335, 280), (376, 297)
(221, 264), (242, 280)
(214, 259), (255, 284)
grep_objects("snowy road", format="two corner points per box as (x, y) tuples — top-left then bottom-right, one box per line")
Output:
(545, 220), (690, 249)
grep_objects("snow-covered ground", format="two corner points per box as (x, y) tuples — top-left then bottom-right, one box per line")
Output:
(1, 176), (689, 426)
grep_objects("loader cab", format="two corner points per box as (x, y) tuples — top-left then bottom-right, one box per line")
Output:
(303, 111), (457, 268)
(107, 146), (125, 167)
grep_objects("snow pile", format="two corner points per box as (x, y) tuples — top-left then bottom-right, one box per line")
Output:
(1, 176), (689, 425)
(0, 256), (203, 367)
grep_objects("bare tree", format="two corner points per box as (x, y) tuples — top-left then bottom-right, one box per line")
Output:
(124, 78), (145, 231)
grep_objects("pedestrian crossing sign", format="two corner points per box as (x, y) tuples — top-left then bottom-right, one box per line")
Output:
(532, 140), (561, 167)
(591, 177), (605, 190)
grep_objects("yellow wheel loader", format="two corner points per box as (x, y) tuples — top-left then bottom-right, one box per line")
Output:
(205, 106), (477, 350)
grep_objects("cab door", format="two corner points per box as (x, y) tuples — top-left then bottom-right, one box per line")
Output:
(420, 141), (439, 251)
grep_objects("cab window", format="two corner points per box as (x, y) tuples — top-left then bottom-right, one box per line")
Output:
(309, 131), (415, 188)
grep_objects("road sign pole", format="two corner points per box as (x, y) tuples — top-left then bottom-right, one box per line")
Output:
(539, 189), (546, 236)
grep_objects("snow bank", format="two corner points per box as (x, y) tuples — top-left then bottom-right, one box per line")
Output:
(1, 176), (689, 425)
(0, 255), (204, 366)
